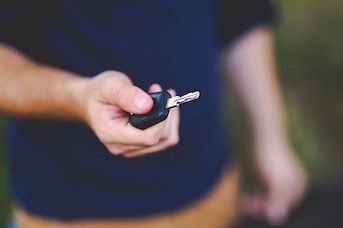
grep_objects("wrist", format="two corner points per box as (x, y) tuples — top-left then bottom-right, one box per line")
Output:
(62, 75), (92, 123)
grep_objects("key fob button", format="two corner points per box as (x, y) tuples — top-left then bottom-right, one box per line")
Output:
(149, 98), (160, 115)
(129, 91), (171, 130)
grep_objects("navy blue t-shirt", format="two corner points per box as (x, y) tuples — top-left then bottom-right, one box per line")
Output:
(0, 0), (274, 219)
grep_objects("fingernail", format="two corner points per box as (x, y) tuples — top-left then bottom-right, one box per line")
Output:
(134, 95), (149, 112)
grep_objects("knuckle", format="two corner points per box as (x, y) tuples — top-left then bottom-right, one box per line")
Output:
(123, 154), (131, 158)
(98, 135), (109, 145)
(114, 71), (131, 82)
(168, 134), (179, 146)
(98, 71), (121, 81)
(100, 70), (126, 78)
(107, 145), (123, 155)
(123, 153), (136, 159)
(112, 71), (132, 85)
(101, 70), (116, 76)
(145, 135), (159, 146)
(96, 129), (112, 145)
(99, 71), (132, 89)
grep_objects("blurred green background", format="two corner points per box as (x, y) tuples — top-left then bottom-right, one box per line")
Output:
(0, 0), (342, 227)
(276, 0), (343, 177)
(0, 120), (10, 227)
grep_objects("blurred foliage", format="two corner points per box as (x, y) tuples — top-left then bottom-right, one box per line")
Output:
(0, 0), (343, 226)
(275, 0), (343, 176)
(0, 118), (10, 228)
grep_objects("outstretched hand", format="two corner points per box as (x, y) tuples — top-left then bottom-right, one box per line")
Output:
(78, 71), (180, 158)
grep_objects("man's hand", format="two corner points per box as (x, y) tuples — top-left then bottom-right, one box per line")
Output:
(80, 71), (180, 158)
(0, 45), (179, 158)
(225, 27), (308, 225)
(242, 139), (307, 226)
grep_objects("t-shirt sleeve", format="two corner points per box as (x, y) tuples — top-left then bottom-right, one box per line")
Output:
(217, 0), (276, 47)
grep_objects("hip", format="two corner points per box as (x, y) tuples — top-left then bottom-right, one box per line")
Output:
(13, 165), (240, 228)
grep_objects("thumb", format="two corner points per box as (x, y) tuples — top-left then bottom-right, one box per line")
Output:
(94, 71), (153, 114)
(113, 85), (153, 114)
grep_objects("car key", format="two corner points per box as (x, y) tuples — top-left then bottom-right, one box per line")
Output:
(129, 90), (200, 130)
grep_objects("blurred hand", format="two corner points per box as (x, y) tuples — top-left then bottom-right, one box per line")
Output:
(242, 139), (308, 226)
(79, 71), (180, 158)
(224, 26), (307, 226)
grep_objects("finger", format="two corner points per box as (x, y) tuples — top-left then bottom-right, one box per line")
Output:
(166, 104), (179, 139)
(290, 182), (307, 209)
(114, 84), (154, 114)
(113, 86), (178, 147)
(268, 177), (307, 224)
(157, 92), (179, 146)
(123, 137), (169, 158)
(123, 106), (180, 158)
(106, 144), (145, 155)
(264, 189), (290, 226)
(114, 124), (161, 146)
(148, 84), (162, 93)
(289, 169), (308, 209)
(99, 72), (154, 114)
(167, 88), (176, 97)
(123, 122), (175, 158)
(114, 115), (172, 146)
(241, 194), (266, 219)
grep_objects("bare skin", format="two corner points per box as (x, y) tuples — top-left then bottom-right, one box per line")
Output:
(0, 26), (307, 225)
(0, 44), (179, 158)
(226, 27), (307, 225)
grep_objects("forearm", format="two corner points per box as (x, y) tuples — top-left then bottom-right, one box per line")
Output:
(225, 28), (307, 224)
(225, 27), (287, 145)
(0, 43), (179, 157)
(0, 44), (89, 120)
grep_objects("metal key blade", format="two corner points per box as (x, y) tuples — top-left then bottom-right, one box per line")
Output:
(166, 91), (200, 109)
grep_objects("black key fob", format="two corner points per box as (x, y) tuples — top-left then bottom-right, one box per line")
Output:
(129, 91), (171, 130)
